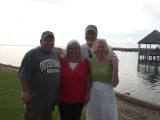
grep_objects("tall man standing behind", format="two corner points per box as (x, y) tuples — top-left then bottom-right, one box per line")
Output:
(56, 24), (118, 63)
(81, 24), (118, 61)
(18, 31), (61, 120)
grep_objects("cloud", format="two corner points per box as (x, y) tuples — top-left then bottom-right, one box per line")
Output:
(29, 0), (65, 4)
(0, 0), (160, 47)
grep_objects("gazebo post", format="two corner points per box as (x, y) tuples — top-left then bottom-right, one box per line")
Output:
(145, 44), (147, 61)
(138, 44), (140, 60)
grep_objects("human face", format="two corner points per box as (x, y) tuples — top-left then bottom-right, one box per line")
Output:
(95, 42), (108, 56)
(85, 30), (97, 48)
(68, 44), (80, 57)
(40, 35), (55, 53)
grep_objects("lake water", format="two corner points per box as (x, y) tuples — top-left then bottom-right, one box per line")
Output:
(0, 46), (160, 105)
(115, 51), (160, 106)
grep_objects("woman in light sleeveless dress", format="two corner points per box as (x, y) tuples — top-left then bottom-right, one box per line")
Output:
(86, 39), (119, 120)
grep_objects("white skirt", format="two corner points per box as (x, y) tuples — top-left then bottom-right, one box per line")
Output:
(86, 81), (118, 120)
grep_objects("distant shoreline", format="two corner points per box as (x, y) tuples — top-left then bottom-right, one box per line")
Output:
(0, 63), (20, 69)
(0, 48), (138, 67)
(0, 44), (138, 52)
(113, 47), (138, 52)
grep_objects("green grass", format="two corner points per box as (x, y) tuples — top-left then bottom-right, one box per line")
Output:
(0, 65), (86, 120)
(0, 67), (24, 120)
(0, 68), (22, 119)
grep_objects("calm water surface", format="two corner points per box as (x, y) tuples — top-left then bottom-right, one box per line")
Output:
(0, 47), (160, 105)
(115, 51), (160, 105)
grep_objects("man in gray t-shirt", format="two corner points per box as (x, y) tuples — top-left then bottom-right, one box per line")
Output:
(18, 31), (61, 120)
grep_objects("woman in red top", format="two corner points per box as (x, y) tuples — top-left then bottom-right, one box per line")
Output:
(59, 40), (91, 120)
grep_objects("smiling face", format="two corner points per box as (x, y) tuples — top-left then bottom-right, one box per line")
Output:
(64, 40), (83, 61)
(40, 35), (55, 53)
(85, 30), (97, 48)
(94, 40), (108, 56)
(68, 43), (80, 57)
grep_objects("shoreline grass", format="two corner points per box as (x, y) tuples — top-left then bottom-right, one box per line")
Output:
(0, 64), (86, 120)
(0, 65), (23, 120)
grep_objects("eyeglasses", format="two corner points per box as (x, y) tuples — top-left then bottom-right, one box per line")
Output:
(88, 50), (92, 59)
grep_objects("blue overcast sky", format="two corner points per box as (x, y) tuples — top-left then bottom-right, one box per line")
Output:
(0, 0), (160, 48)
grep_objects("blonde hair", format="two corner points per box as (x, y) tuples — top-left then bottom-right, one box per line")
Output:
(64, 39), (84, 61)
(91, 38), (109, 55)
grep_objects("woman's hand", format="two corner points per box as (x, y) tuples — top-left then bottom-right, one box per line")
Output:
(112, 56), (119, 71)
(111, 75), (119, 87)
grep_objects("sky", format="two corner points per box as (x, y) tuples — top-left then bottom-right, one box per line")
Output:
(0, 0), (160, 48)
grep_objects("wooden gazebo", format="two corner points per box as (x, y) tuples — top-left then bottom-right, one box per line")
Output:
(137, 30), (160, 62)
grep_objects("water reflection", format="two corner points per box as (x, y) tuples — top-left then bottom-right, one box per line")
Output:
(137, 61), (160, 87)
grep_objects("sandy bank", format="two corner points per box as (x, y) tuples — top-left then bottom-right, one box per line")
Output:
(116, 92), (160, 120)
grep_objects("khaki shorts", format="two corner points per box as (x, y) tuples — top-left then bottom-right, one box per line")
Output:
(24, 106), (55, 120)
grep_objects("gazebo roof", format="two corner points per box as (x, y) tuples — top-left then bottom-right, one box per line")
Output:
(137, 30), (160, 44)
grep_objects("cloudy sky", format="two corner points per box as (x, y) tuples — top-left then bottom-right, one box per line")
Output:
(0, 0), (160, 48)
